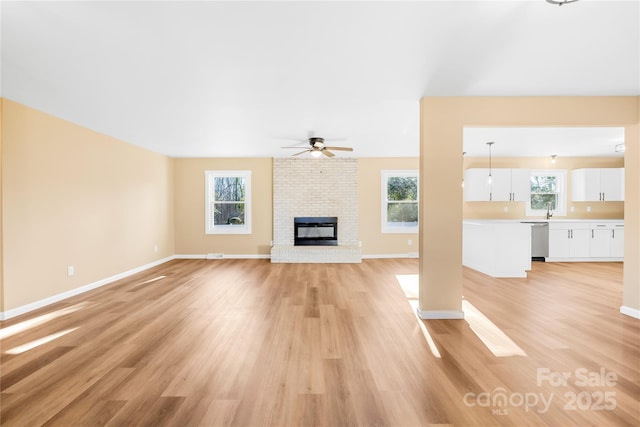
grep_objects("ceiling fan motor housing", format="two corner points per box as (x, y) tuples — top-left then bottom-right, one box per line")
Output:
(309, 137), (325, 148)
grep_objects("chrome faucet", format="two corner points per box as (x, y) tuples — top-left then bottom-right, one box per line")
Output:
(546, 203), (553, 220)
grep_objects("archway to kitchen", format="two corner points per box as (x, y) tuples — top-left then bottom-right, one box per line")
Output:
(418, 96), (639, 320)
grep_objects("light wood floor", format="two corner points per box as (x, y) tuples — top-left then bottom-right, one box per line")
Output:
(1, 259), (638, 426)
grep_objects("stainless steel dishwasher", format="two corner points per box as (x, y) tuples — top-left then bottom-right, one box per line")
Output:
(521, 221), (549, 261)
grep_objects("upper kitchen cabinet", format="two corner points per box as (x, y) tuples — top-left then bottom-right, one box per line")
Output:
(463, 168), (529, 202)
(571, 168), (624, 202)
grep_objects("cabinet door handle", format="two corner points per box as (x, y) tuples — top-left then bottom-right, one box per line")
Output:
(592, 230), (594, 238)
(568, 230), (571, 239)
(612, 230), (615, 238)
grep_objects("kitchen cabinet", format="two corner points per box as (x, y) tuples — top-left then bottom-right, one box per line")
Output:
(548, 221), (624, 261)
(611, 224), (624, 258)
(548, 222), (591, 259)
(591, 222), (624, 258)
(590, 224), (612, 258)
(463, 168), (530, 202)
(571, 168), (624, 202)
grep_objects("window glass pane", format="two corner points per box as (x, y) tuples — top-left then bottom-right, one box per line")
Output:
(530, 175), (557, 193)
(214, 202), (245, 225)
(215, 177), (245, 202)
(531, 194), (557, 211)
(387, 177), (417, 201)
(387, 202), (419, 223)
(527, 170), (566, 217)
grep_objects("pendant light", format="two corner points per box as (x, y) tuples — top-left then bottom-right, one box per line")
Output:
(486, 142), (494, 184)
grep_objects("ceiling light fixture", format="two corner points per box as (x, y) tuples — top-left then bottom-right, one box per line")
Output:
(486, 142), (494, 184)
(546, 0), (580, 6)
(615, 143), (625, 153)
(310, 149), (323, 158)
(551, 154), (557, 164)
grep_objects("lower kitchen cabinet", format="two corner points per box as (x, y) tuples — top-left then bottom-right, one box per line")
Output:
(611, 225), (624, 258)
(548, 221), (624, 261)
(549, 223), (591, 259)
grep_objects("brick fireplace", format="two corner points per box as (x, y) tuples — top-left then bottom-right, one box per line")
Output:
(271, 158), (361, 263)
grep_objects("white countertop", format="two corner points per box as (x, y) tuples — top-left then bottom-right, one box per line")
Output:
(464, 219), (623, 224)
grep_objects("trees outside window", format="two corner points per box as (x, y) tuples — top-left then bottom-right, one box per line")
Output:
(527, 170), (566, 217)
(205, 171), (252, 234)
(381, 171), (419, 233)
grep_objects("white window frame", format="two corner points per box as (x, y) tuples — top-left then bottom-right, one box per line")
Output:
(205, 170), (252, 234)
(526, 169), (567, 217)
(381, 170), (419, 234)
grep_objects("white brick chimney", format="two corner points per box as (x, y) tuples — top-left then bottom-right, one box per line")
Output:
(271, 157), (361, 262)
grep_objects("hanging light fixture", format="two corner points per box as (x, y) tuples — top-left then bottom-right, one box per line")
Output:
(551, 154), (557, 164)
(546, 0), (580, 6)
(486, 142), (494, 184)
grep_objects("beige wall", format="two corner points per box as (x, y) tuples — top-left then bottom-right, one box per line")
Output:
(420, 96), (639, 316)
(173, 158), (273, 256)
(0, 100), (4, 311)
(463, 156), (625, 220)
(623, 98), (639, 313)
(358, 157), (419, 255)
(1, 99), (175, 311)
(174, 157), (421, 257)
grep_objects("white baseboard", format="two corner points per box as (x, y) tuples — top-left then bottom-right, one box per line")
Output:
(0, 256), (175, 321)
(362, 253), (419, 259)
(174, 254), (271, 260)
(620, 305), (640, 319)
(416, 308), (465, 320)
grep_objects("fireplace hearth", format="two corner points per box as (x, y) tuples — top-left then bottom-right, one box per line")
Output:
(294, 217), (338, 246)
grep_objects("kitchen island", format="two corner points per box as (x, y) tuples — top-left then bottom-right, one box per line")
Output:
(463, 219), (624, 278)
(463, 220), (532, 278)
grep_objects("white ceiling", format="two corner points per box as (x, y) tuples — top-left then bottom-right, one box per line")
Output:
(2, 1), (639, 158)
(463, 126), (626, 158)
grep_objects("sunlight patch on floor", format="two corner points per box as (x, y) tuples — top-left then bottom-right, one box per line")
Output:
(0, 301), (94, 340)
(396, 274), (441, 358)
(462, 300), (527, 357)
(133, 275), (167, 287)
(395, 274), (419, 299)
(4, 327), (79, 355)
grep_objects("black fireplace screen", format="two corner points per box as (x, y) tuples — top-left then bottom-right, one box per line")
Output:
(294, 217), (338, 246)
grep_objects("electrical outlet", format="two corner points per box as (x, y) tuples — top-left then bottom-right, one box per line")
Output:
(586, 206), (592, 212)
(503, 206), (509, 212)
(67, 266), (74, 276)
(154, 244), (158, 253)
(408, 239), (412, 246)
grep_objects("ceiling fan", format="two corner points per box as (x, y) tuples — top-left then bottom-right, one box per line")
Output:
(282, 137), (353, 158)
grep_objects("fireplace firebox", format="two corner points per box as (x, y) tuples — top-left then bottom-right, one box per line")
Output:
(294, 217), (338, 246)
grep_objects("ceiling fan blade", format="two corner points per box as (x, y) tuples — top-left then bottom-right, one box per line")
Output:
(322, 149), (335, 157)
(292, 150), (310, 156)
(281, 146), (308, 149)
(324, 146), (353, 151)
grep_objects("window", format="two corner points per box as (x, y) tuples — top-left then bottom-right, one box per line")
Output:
(527, 170), (566, 217)
(381, 170), (419, 233)
(205, 170), (252, 234)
